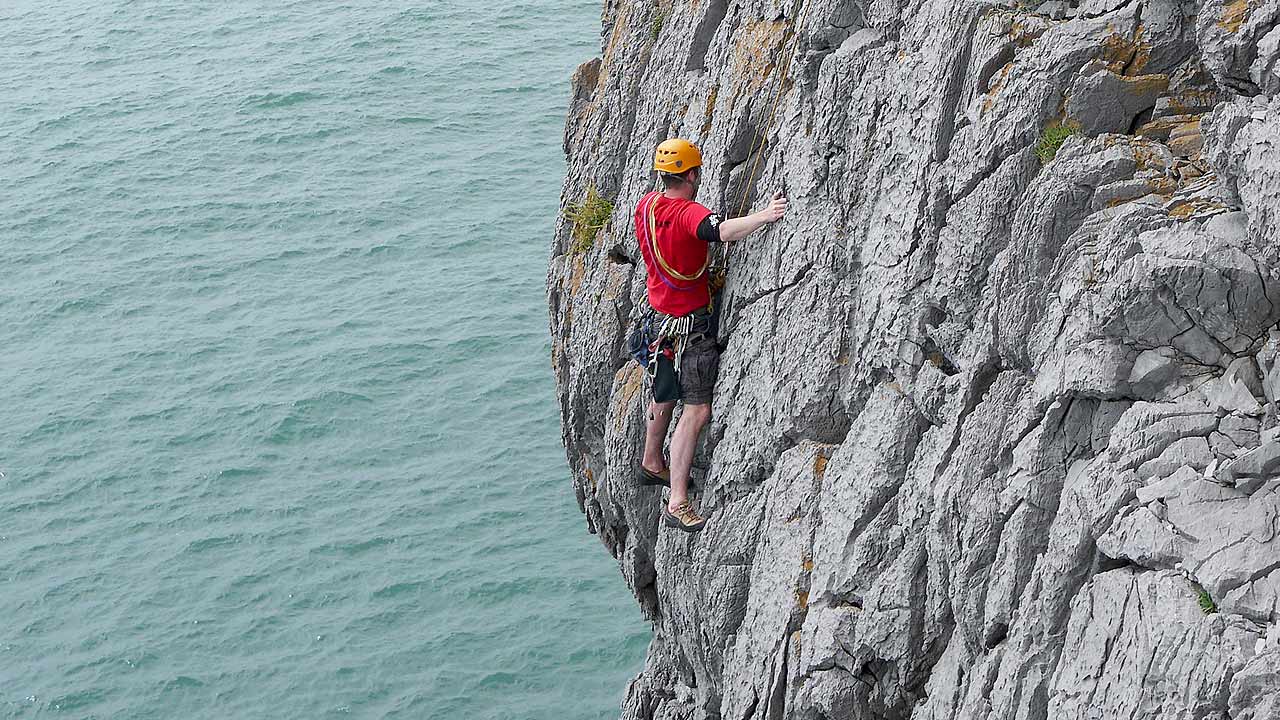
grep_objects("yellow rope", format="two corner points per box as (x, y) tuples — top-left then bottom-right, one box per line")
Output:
(734, 0), (815, 218)
(649, 193), (709, 282)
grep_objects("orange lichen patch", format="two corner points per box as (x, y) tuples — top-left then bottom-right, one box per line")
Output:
(1128, 73), (1170, 96)
(982, 62), (1014, 114)
(1219, 0), (1253, 32)
(1136, 114), (1201, 141)
(1131, 143), (1170, 173)
(701, 86), (719, 137)
(1104, 179), (1167, 208)
(585, 468), (597, 491)
(1168, 198), (1224, 219)
(1009, 17), (1043, 48)
(732, 19), (788, 96)
(814, 454), (829, 478)
(1100, 33), (1137, 72)
(1168, 120), (1204, 157)
(1129, 26), (1153, 74)
(619, 364), (645, 408)
(614, 364), (646, 431)
(592, 3), (636, 94)
(568, 253), (587, 295)
(1099, 26), (1155, 75)
(802, 558), (815, 573)
(796, 589), (810, 609)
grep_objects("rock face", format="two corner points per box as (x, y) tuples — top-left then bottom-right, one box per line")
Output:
(547, 1), (1280, 717)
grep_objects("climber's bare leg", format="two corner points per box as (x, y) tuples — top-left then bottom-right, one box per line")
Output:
(643, 401), (675, 474)
(668, 403), (710, 511)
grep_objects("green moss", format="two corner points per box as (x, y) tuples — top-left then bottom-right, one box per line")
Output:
(565, 185), (612, 254)
(1197, 587), (1218, 615)
(1036, 120), (1082, 165)
(651, 8), (668, 41)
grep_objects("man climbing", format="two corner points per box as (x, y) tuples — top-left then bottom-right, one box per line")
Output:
(634, 138), (787, 532)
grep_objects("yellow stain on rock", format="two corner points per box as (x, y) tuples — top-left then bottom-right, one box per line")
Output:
(1219, 0), (1253, 32)
(568, 253), (587, 295)
(614, 364), (647, 433)
(982, 62), (1013, 115)
(1009, 16), (1044, 48)
(701, 86), (719, 138)
(813, 454), (829, 478)
(731, 19), (787, 100)
(1168, 198), (1224, 219)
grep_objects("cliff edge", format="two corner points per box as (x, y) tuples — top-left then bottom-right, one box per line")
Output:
(548, 0), (1280, 717)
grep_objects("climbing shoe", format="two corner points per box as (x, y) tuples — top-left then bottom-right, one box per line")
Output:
(663, 501), (707, 533)
(639, 465), (671, 487)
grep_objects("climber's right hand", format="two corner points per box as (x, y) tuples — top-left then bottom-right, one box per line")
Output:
(759, 191), (788, 223)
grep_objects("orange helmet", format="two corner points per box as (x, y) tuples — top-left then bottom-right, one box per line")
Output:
(653, 138), (703, 174)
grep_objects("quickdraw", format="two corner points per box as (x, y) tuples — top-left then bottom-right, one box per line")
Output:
(648, 314), (694, 376)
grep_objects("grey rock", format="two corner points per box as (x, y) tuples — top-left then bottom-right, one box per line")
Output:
(549, 1), (1280, 717)
(1217, 441), (1280, 484)
(1047, 568), (1262, 720)
(1230, 650), (1280, 720)
(1197, 0), (1280, 95)
(1099, 464), (1280, 621)
(1257, 24), (1280, 93)
(1066, 62), (1170, 135)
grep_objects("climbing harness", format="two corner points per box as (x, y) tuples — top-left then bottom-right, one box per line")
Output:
(632, 311), (694, 403)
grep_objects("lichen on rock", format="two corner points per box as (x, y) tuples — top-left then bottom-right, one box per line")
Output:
(548, 0), (1280, 717)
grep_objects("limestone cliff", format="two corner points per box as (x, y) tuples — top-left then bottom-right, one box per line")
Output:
(548, 1), (1280, 717)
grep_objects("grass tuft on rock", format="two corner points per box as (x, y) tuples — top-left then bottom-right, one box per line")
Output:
(1197, 587), (1217, 615)
(565, 186), (612, 254)
(651, 9), (668, 41)
(1036, 120), (1082, 165)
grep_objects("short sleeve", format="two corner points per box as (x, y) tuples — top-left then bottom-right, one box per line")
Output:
(680, 201), (714, 238)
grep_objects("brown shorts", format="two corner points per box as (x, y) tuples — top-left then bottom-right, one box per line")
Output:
(678, 312), (720, 405)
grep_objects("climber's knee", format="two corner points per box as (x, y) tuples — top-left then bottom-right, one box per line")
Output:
(680, 402), (712, 428)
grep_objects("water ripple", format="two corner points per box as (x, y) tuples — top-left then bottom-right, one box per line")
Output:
(0, 2), (638, 719)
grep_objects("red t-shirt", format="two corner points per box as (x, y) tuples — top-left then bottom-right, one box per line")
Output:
(634, 191), (714, 317)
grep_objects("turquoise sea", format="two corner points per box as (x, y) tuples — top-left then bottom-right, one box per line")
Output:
(0, 1), (646, 718)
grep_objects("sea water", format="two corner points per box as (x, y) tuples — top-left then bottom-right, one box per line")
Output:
(0, 1), (647, 717)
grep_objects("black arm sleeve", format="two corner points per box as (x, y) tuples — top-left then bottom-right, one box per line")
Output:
(696, 213), (723, 243)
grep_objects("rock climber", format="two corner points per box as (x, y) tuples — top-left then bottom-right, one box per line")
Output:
(633, 138), (787, 532)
